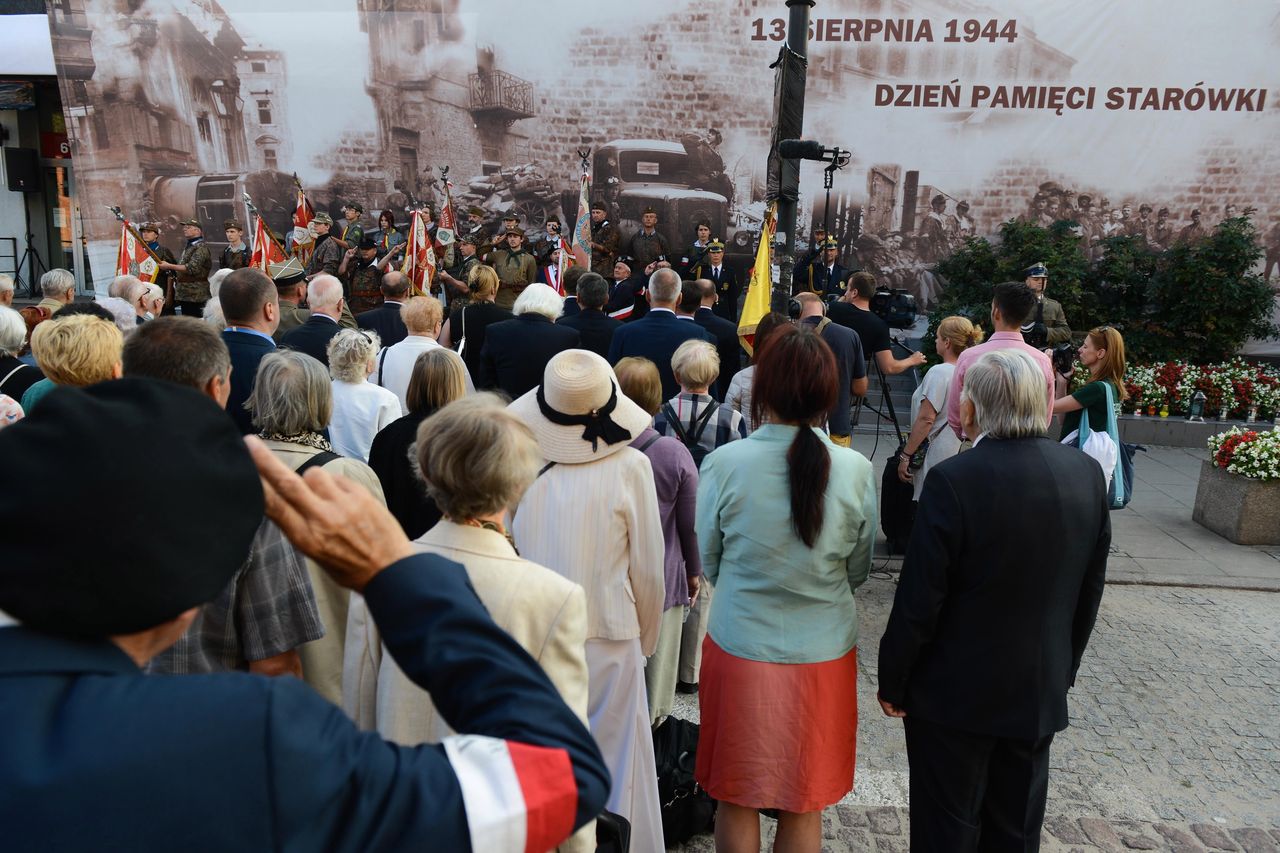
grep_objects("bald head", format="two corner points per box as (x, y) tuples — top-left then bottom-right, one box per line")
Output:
(695, 278), (717, 307)
(381, 271), (411, 300)
(110, 275), (143, 300)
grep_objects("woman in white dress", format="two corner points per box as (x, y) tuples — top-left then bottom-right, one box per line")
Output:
(327, 328), (401, 463)
(897, 316), (985, 499)
(507, 349), (667, 853)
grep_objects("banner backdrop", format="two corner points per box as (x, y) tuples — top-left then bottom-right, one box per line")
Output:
(46, 0), (1280, 350)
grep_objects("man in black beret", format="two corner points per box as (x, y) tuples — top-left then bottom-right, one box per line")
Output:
(0, 379), (609, 851)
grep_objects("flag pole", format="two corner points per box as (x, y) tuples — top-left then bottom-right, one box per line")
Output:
(242, 192), (289, 259)
(106, 206), (163, 265)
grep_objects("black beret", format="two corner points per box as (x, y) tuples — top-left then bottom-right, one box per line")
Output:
(358, 237), (377, 250)
(0, 379), (264, 637)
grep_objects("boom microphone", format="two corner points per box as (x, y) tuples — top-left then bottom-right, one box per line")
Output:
(777, 139), (828, 161)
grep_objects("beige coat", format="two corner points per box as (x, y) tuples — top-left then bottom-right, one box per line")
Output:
(262, 439), (385, 706)
(342, 520), (593, 852)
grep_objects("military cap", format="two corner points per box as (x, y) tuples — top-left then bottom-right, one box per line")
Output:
(590, 199), (608, 212)
(504, 227), (525, 237)
(0, 379), (264, 637)
(223, 219), (244, 231)
(1191, 209), (1202, 217)
(501, 210), (519, 221)
(180, 218), (202, 228)
(812, 225), (827, 234)
(821, 237), (839, 249)
(1077, 194), (1093, 203)
(1024, 262), (1049, 278)
(707, 240), (725, 251)
(312, 212), (333, 226)
(931, 194), (946, 207)
(467, 206), (485, 217)
(546, 215), (561, 225)
(357, 237), (377, 250)
(1139, 204), (1153, 214)
(1158, 207), (1170, 216)
(343, 202), (364, 213)
(642, 206), (657, 216)
(956, 200), (971, 211)
(269, 255), (307, 286)
(460, 234), (481, 246)
(139, 222), (161, 233)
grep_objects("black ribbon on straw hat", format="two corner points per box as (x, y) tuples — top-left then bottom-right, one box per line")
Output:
(536, 384), (632, 451)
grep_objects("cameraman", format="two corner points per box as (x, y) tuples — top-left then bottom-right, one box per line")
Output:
(829, 271), (928, 375)
(1021, 263), (1072, 347)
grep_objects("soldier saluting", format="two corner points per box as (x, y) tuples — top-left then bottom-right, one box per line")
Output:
(157, 218), (212, 318)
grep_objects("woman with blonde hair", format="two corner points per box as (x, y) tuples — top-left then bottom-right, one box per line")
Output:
(326, 328), (401, 462)
(344, 393), (596, 852)
(22, 313), (123, 412)
(368, 347), (468, 538)
(614, 356), (701, 725)
(439, 264), (513, 379)
(1053, 325), (1128, 438)
(897, 315), (985, 499)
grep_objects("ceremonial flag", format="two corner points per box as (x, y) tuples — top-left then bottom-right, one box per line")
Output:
(570, 169), (591, 270)
(115, 219), (159, 283)
(291, 176), (315, 264)
(436, 175), (456, 247)
(402, 209), (437, 298)
(737, 202), (777, 356)
(250, 214), (285, 272)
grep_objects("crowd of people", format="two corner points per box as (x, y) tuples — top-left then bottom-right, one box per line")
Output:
(1, 212), (1128, 852)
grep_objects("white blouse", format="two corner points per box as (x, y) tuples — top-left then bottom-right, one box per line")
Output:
(329, 379), (401, 463)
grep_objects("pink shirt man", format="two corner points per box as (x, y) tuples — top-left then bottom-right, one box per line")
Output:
(946, 331), (1055, 438)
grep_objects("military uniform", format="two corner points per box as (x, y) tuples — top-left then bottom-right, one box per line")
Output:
(175, 238), (212, 314)
(220, 244), (251, 271)
(626, 228), (671, 272)
(681, 241), (711, 280)
(589, 219), (619, 277)
(1177, 221), (1207, 245)
(344, 258), (383, 315)
(340, 220), (365, 250)
(917, 211), (950, 263)
(1037, 297), (1072, 346)
(146, 239), (178, 315)
(488, 246), (538, 311)
(306, 234), (342, 279)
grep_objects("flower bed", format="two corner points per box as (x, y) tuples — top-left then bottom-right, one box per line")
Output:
(1122, 360), (1280, 419)
(1207, 427), (1280, 482)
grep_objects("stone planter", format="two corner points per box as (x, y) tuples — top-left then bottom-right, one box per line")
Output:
(1192, 461), (1280, 545)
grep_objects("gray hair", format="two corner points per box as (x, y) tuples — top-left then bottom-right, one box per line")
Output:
(959, 348), (1048, 439)
(247, 349), (333, 435)
(141, 283), (165, 308)
(0, 274), (14, 296)
(109, 275), (142, 299)
(308, 274), (343, 311)
(96, 297), (138, 336)
(40, 268), (75, 299)
(415, 393), (542, 518)
(648, 267), (681, 305)
(327, 327), (380, 383)
(0, 305), (26, 357)
(202, 298), (227, 331)
(512, 282), (564, 320)
(209, 268), (234, 299)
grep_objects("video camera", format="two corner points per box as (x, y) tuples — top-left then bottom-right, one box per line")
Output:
(869, 288), (917, 330)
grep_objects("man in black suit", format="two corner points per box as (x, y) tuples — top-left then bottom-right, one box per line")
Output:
(559, 265), (585, 318)
(691, 278), (743, 400)
(279, 275), (345, 366)
(607, 268), (714, 400)
(605, 260), (648, 322)
(877, 348), (1110, 853)
(557, 273), (620, 359)
(478, 283), (580, 399)
(218, 267), (279, 434)
(356, 271), (410, 347)
(701, 241), (741, 322)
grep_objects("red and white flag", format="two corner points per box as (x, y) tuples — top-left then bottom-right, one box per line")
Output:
(402, 209), (437, 297)
(570, 169), (592, 270)
(443, 734), (578, 853)
(250, 215), (285, 272)
(291, 181), (315, 264)
(115, 220), (159, 283)
(436, 175), (456, 247)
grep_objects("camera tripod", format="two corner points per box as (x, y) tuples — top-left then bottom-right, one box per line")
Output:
(851, 338), (914, 450)
(14, 194), (48, 297)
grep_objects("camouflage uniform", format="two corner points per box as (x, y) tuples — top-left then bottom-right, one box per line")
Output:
(626, 229), (671, 272)
(488, 246), (538, 311)
(175, 239), (212, 304)
(344, 258), (384, 315)
(306, 234), (342, 279)
(220, 244), (251, 271)
(589, 219), (620, 277)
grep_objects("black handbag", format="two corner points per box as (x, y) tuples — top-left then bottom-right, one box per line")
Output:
(652, 716), (716, 844)
(880, 446), (917, 554)
(594, 809), (631, 853)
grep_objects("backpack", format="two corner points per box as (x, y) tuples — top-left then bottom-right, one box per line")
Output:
(652, 716), (716, 844)
(661, 401), (717, 469)
(18, 305), (51, 356)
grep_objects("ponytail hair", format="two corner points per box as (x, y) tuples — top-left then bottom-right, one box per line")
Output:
(937, 315), (985, 353)
(751, 325), (838, 547)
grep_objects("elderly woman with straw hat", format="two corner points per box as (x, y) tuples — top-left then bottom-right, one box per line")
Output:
(508, 349), (666, 853)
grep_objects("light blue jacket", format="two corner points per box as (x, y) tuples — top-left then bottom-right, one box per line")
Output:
(695, 424), (877, 664)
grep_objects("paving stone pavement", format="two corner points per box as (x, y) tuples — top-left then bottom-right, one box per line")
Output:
(668, 580), (1280, 851)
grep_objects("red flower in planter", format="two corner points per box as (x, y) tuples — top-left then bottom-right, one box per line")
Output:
(1214, 430), (1260, 469)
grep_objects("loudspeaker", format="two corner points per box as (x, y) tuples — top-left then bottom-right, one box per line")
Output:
(4, 147), (39, 193)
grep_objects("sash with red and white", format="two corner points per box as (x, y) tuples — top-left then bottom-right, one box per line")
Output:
(443, 733), (578, 853)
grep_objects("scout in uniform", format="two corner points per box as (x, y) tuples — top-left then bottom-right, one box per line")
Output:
(139, 222), (178, 314)
(681, 221), (713, 279)
(158, 218), (212, 318)
(335, 203), (365, 252)
(489, 227), (537, 311)
(305, 212), (342, 280)
(588, 200), (619, 277)
(340, 237), (385, 315)
(221, 219), (251, 271)
(626, 206), (671, 274)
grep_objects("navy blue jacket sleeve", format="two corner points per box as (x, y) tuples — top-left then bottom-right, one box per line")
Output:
(266, 554), (609, 852)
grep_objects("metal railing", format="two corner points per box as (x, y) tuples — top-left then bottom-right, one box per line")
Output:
(468, 70), (534, 119)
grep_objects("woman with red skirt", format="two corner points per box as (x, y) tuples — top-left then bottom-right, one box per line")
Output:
(693, 324), (878, 852)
